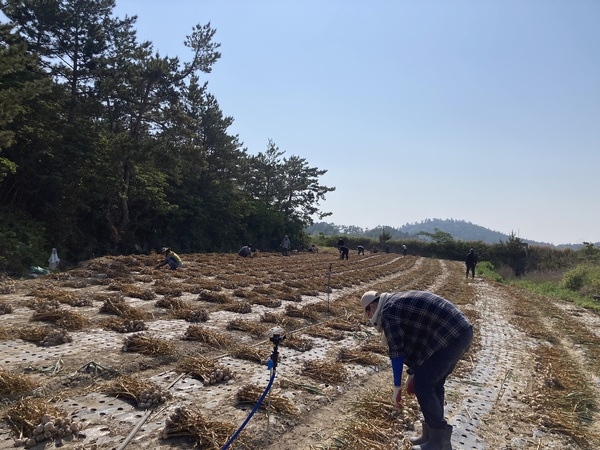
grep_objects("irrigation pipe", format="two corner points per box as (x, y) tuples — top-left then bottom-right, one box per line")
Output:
(221, 366), (276, 450)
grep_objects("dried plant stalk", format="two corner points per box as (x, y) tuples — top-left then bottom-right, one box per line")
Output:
(31, 309), (89, 331)
(103, 374), (173, 408)
(122, 333), (174, 356)
(281, 335), (313, 352)
(222, 301), (252, 314)
(162, 406), (248, 450)
(176, 356), (234, 385)
(304, 327), (345, 341)
(236, 383), (298, 415)
(99, 297), (146, 320)
(337, 347), (387, 367)
(327, 318), (361, 332)
(284, 305), (320, 322)
(229, 344), (270, 364)
(302, 360), (348, 384)
(226, 319), (269, 337)
(0, 368), (38, 396)
(182, 325), (234, 349)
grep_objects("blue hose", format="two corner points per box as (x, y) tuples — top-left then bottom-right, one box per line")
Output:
(220, 367), (276, 450)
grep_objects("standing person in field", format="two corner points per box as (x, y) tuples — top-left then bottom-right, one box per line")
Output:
(155, 247), (183, 270)
(280, 235), (291, 256)
(357, 245), (365, 255)
(339, 245), (349, 260)
(465, 248), (478, 279)
(361, 290), (472, 450)
(337, 237), (345, 249)
(402, 244), (408, 256)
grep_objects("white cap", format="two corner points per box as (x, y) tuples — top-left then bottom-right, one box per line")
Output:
(360, 291), (380, 311)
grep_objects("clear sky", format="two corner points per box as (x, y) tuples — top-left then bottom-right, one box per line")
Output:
(113, 0), (600, 245)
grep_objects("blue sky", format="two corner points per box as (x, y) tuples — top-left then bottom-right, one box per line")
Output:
(113, 1), (600, 245)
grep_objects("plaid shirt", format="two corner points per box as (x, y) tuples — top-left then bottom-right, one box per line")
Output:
(380, 291), (472, 371)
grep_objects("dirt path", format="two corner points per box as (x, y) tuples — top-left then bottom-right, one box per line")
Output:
(0, 254), (599, 450)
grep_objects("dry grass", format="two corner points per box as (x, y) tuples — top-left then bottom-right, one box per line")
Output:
(330, 384), (416, 450)
(100, 317), (147, 333)
(337, 347), (387, 367)
(281, 334), (313, 352)
(0, 368), (38, 397)
(31, 309), (90, 331)
(103, 374), (173, 408)
(16, 325), (52, 343)
(284, 304), (320, 322)
(182, 325), (235, 349)
(229, 344), (271, 364)
(304, 326), (346, 341)
(302, 360), (348, 384)
(198, 290), (232, 304)
(162, 406), (249, 450)
(0, 300), (13, 314)
(222, 301), (253, 314)
(226, 319), (270, 337)
(327, 318), (361, 332)
(5, 396), (62, 431)
(99, 296), (147, 320)
(176, 356), (235, 385)
(122, 333), (174, 356)
(155, 296), (189, 310)
(236, 383), (298, 415)
(249, 296), (282, 308)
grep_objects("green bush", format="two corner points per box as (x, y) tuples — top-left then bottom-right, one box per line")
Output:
(476, 261), (503, 283)
(561, 265), (590, 291)
(0, 208), (50, 274)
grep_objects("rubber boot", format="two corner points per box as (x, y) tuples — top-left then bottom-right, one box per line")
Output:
(408, 421), (430, 445)
(411, 424), (452, 450)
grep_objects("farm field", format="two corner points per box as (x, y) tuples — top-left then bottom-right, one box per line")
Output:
(0, 250), (599, 450)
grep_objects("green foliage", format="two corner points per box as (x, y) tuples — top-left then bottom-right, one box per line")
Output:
(0, 208), (49, 273)
(562, 265), (589, 291)
(476, 261), (504, 283)
(378, 230), (392, 244)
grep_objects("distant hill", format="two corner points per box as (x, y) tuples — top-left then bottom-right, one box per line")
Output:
(306, 218), (587, 249)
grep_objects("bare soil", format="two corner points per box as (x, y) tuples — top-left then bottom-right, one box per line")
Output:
(0, 252), (599, 450)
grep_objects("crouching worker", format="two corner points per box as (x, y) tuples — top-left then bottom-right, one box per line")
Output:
(155, 247), (183, 270)
(238, 244), (253, 257)
(360, 290), (473, 450)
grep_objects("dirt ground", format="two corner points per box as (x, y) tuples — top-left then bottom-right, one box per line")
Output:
(0, 251), (599, 450)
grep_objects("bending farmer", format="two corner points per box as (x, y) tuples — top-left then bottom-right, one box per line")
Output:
(361, 290), (473, 450)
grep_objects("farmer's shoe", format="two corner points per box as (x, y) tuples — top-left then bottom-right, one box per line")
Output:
(411, 424), (452, 450)
(408, 421), (430, 445)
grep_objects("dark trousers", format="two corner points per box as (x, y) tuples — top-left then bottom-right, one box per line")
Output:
(466, 263), (476, 278)
(412, 326), (473, 429)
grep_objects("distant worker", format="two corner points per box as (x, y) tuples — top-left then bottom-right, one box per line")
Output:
(48, 248), (60, 271)
(337, 238), (345, 249)
(402, 244), (408, 256)
(155, 247), (183, 270)
(238, 244), (253, 258)
(357, 245), (365, 255)
(339, 245), (349, 260)
(466, 248), (478, 279)
(280, 235), (291, 256)
(308, 244), (318, 253)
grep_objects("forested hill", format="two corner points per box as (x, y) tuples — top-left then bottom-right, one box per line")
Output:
(306, 219), (585, 248)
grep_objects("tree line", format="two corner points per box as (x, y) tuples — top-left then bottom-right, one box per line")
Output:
(0, 0), (334, 273)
